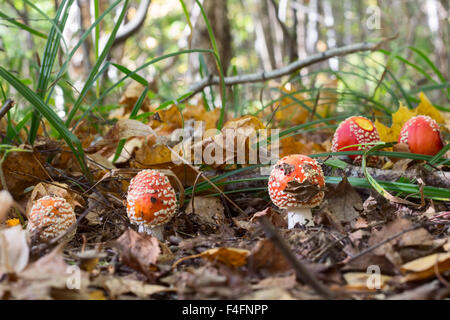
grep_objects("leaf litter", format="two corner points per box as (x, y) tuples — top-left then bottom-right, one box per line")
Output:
(0, 89), (449, 300)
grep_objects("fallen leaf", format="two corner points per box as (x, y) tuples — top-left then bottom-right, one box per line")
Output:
(173, 247), (250, 268)
(114, 229), (161, 279)
(0, 190), (14, 223)
(250, 207), (287, 228)
(401, 252), (450, 282)
(252, 273), (296, 290)
(2, 151), (48, 197)
(343, 272), (391, 291)
(368, 218), (433, 267)
(26, 182), (84, 214)
(326, 176), (363, 223)
(0, 225), (29, 274)
(375, 93), (444, 144)
(241, 287), (295, 300)
(93, 275), (172, 299)
(9, 244), (89, 299)
(248, 239), (292, 274)
(116, 119), (154, 140)
(387, 280), (441, 300)
(185, 196), (225, 230)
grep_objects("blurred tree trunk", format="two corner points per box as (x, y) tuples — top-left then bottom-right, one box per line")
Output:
(189, 0), (233, 77)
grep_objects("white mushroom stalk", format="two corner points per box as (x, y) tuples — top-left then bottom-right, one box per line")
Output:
(287, 208), (314, 229)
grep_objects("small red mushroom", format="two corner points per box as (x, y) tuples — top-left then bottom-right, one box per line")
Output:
(332, 116), (381, 165)
(27, 195), (76, 241)
(126, 169), (178, 240)
(398, 115), (443, 156)
(268, 154), (325, 229)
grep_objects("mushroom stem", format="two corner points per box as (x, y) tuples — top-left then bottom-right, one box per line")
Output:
(138, 224), (165, 241)
(287, 207), (313, 229)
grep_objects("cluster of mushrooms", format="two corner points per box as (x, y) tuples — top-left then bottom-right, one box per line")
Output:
(26, 114), (444, 242)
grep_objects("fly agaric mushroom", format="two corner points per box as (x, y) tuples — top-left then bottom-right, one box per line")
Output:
(126, 169), (178, 240)
(27, 195), (76, 241)
(399, 115), (443, 156)
(332, 116), (381, 165)
(268, 154), (325, 229)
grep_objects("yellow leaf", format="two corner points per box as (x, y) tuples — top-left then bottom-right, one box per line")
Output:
(416, 92), (445, 123)
(6, 218), (20, 227)
(401, 252), (450, 282)
(172, 247), (250, 268)
(275, 86), (309, 125)
(375, 94), (444, 143)
(223, 115), (265, 131)
(89, 290), (106, 300)
(200, 247), (250, 266)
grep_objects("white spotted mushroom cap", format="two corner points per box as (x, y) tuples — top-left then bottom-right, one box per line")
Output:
(331, 116), (380, 165)
(126, 169), (178, 228)
(27, 195), (76, 241)
(398, 115), (443, 156)
(268, 154), (325, 210)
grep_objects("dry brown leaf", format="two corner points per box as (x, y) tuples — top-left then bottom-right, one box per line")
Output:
(116, 119), (153, 140)
(93, 275), (172, 299)
(173, 247), (249, 268)
(326, 176), (363, 223)
(119, 82), (151, 113)
(250, 207), (287, 228)
(26, 182), (84, 214)
(185, 196), (225, 230)
(343, 272), (392, 291)
(248, 239), (292, 274)
(114, 229), (161, 279)
(252, 273), (296, 290)
(2, 151), (48, 197)
(368, 218), (433, 267)
(9, 244), (89, 299)
(241, 287), (295, 300)
(401, 252), (450, 282)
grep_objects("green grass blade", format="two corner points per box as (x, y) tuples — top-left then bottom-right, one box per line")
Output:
(113, 86), (149, 162)
(65, 0), (130, 126)
(0, 11), (47, 39)
(0, 66), (90, 178)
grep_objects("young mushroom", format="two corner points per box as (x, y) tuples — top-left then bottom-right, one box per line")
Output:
(332, 116), (381, 166)
(27, 195), (77, 241)
(399, 115), (443, 156)
(126, 169), (178, 241)
(268, 154), (325, 229)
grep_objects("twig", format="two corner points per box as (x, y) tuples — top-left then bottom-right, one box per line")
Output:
(0, 99), (15, 121)
(113, 0), (151, 46)
(259, 216), (335, 299)
(345, 223), (422, 264)
(183, 41), (389, 102)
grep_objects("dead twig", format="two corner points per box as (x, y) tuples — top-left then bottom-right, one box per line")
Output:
(345, 223), (422, 264)
(0, 99), (15, 121)
(183, 41), (390, 102)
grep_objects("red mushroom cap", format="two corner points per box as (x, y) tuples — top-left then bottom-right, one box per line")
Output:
(399, 115), (443, 156)
(332, 116), (380, 165)
(27, 195), (76, 240)
(268, 154), (325, 209)
(126, 169), (177, 228)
